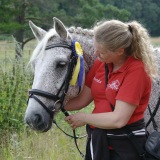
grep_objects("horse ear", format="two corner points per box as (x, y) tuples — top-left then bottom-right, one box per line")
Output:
(29, 21), (47, 41)
(53, 17), (67, 39)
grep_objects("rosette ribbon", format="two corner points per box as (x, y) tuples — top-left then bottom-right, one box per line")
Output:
(70, 41), (84, 86)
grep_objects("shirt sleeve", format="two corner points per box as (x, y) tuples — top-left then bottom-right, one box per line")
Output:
(116, 67), (151, 105)
(85, 59), (101, 88)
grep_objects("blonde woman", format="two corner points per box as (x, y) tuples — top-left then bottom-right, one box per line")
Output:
(65, 20), (157, 160)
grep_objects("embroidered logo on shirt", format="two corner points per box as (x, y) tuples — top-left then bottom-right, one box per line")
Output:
(93, 77), (102, 84)
(108, 80), (120, 90)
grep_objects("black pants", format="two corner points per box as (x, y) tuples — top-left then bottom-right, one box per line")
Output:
(108, 135), (147, 160)
(85, 119), (147, 160)
(110, 150), (121, 160)
(110, 150), (158, 160)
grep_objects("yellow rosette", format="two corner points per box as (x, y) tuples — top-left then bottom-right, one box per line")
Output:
(70, 42), (83, 86)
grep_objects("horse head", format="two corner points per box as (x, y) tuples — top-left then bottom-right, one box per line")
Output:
(24, 17), (96, 132)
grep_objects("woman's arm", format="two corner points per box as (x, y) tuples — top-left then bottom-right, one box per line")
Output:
(84, 100), (136, 129)
(65, 100), (137, 129)
(64, 85), (93, 111)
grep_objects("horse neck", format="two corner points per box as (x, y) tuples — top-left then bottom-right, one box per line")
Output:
(69, 29), (96, 73)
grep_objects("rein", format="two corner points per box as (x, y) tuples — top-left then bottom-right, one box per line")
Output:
(27, 42), (85, 158)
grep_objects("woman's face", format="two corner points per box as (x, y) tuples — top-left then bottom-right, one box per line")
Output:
(94, 41), (118, 63)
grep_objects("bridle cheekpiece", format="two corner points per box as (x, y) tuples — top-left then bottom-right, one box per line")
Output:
(28, 40), (84, 118)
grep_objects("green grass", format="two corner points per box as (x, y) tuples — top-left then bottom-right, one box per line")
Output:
(151, 37), (160, 47)
(0, 129), (86, 160)
(0, 109), (93, 160)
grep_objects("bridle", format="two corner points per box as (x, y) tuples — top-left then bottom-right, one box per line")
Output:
(28, 43), (76, 118)
(27, 42), (85, 158)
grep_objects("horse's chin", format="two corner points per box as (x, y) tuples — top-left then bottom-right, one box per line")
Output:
(37, 121), (52, 132)
(27, 120), (52, 132)
(38, 124), (52, 132)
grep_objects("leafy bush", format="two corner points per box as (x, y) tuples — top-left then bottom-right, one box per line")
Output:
(0, 59), (33, 131)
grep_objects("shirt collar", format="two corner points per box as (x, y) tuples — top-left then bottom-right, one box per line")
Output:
(108, 56), (136, 73)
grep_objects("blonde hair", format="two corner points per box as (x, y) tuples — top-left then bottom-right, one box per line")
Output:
(94, 19), (158, 79)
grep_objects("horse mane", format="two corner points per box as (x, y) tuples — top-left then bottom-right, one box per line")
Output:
(68, 26), (94, 37)
(67, 27), (96, 70)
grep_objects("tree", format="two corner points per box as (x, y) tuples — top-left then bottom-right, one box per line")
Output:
(0, 0), (22, 33)
(0, 0), (58, 59)
(0, 0), (33, 59)
(100, 0), (160, 36)
(104, 4), (130, 21)
(0, 0), (131, 60)
(68, 0), (130, 28)
(1, 0), (159, 60)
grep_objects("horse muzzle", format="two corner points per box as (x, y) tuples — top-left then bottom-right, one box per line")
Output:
(24, 112), (53, 132)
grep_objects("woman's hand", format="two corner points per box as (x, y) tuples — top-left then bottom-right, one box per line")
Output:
(65, 112), (87, 130)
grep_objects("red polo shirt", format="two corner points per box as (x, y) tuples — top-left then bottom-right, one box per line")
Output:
(85, 57), (151, 124)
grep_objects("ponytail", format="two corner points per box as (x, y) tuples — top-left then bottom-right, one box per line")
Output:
(127, 21), (158, 79)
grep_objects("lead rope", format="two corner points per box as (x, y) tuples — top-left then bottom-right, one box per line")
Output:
(48, 41), (85, 158)
(55, 46), (85, 158)
(53, 108), (85, 158)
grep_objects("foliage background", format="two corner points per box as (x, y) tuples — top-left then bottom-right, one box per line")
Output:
(0, 0), (159, 59)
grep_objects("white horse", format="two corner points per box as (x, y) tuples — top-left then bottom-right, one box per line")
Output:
(24, 17), (160, 133)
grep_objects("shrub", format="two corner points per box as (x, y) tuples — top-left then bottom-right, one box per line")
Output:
(0, 59), (33, 131)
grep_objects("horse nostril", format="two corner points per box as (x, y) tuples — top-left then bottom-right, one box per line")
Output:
(34, 114), (42, 124)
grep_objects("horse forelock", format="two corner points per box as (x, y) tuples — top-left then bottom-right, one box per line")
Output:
(29, 28), (58, 64)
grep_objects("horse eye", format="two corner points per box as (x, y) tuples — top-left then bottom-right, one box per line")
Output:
(56, 61), (67, 68)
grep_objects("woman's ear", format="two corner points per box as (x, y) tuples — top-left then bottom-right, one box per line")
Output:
(117, 48), (125, 55)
